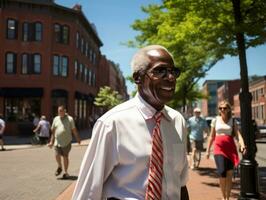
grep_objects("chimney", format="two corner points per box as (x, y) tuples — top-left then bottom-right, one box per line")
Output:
(73, 4), (82, 11)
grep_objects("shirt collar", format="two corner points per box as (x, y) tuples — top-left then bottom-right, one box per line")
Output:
(134, 93), (171, 121)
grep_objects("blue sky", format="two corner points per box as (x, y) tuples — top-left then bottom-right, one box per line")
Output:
(56, 0), (266, 93)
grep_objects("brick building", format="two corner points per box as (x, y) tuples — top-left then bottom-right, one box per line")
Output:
(201, 80), (225, 117)
(98, 55), (128, 100)
(0, 0), (128, 135)
(250, 76), (266, 125)
(217, 79), (241, 107)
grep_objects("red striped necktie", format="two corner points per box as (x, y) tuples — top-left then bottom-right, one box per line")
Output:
(145, 112), (163, 200)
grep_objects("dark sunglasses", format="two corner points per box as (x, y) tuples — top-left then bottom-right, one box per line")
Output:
(219, 107), (228, 111)
(147, 66), (181, 79)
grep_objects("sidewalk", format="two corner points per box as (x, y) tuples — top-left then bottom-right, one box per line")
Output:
(187, 156), (240, 200)
(56, 154), (266, 200)
(56, 156), (239, 200)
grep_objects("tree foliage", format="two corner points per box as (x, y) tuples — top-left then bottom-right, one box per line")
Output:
(94, 86), (124, 110)
(128, 0), (266, 109)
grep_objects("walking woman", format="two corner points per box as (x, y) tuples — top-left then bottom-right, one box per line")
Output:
(206, 100), (246, 200)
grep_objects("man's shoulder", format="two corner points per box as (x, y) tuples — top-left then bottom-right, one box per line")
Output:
(164, 105), (185, 121)
(0, 118), (5, 124)
(98, 99), (136, 122)
(66, 114), (74, 121)
(53, 116), (60, 121)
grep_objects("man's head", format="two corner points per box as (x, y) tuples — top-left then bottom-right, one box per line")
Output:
(58, 105), (66, 118)
(193, 108), (201, 117)
(131, 45), (180, 110)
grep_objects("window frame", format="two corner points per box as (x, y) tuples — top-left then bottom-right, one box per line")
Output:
(6, 18), (18, 39)
(5, 52), (17, 74)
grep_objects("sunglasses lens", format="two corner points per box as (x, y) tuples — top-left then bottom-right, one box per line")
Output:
(151, 67), (181, 78)
(219, 107), (227, 110)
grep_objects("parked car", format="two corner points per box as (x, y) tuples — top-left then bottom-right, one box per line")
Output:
(205, 116), (215, 128)
(258, 125), (266, 138)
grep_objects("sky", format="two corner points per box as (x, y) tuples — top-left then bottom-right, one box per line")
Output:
(56, 0), (266, 94)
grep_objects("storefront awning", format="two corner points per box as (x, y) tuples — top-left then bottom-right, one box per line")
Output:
(0, 87), (43, 97)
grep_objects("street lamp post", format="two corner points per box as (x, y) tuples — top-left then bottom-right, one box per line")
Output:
(231, 0), (260, 198)
(239, 92), (260, 199)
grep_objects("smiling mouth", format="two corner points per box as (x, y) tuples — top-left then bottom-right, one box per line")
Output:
(161, 86), (175, 91)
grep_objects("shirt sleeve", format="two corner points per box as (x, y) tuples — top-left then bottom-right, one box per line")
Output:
(211, 118), (217, 128)
(72, 119), (119, 200)
(180, 150), (189, 186)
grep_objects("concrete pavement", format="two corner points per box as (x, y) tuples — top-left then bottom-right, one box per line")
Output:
(1, 131), (266, 200)
(0, 129), (91, 200)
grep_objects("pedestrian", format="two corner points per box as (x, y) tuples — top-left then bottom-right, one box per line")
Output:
(32, 113), (40, 129)
(0, 114), (6, 151)
(48, 105), (81, 179)
(72, 45), (189, 200)
(206, 100), (246, 200)
(33, 115), (50, 144)
(187, 107), (208, 169)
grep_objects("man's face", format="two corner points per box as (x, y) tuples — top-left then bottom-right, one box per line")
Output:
(137, 49), (179, 110)
(194, 111), (201, 117)
(58, 107), (66, 118)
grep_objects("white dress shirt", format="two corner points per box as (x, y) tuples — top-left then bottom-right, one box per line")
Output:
(72, 94), (189, 200)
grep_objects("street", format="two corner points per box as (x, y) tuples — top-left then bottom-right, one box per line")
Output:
(0, 143), (88, 200)
(1, 140), (266, 200)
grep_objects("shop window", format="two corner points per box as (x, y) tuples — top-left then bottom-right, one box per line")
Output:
(4, 97), (41, 122)
(5, 52), (17, 74)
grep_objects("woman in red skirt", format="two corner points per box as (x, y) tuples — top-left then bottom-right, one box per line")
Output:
(206, 100), (246, 200)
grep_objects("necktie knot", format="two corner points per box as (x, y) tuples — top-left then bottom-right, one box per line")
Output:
(154, 112), (162, 124)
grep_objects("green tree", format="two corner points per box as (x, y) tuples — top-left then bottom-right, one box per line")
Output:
(128, 0), (266, 111)
(94, 86), (124, 110)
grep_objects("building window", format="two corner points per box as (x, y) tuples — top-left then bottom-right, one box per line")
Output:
(22, 22), (30, 41)
(21, 53), (30, 74)
(5, 97), (41, 122)
(79, 63), (83, 80)
(76, 32), (80, 49)
(92, 71), (96, 86)
(54, 24), (61, 43)
(35, 22), (42, 41)
(6, 19), (18, 39)
(33, 54), (41, 73)
(61, 56), (68, 77)
(22, 22), (42, 41)
(21, 53), (41, 74)
(54, 24), (69, 44)
(5, 52), (16, 74)
(84, 67), (87, 83)
(75, 60), (79, 80)
(53, 55), (68, 77)
(88, 69), (91, 85)
(62, 25), (69, 44)
(81, 38), (84, 54)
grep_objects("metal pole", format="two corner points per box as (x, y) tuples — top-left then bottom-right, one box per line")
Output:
(238, 92), (260, 199)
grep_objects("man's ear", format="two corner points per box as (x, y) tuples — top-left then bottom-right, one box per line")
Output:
(133, 72), (142, 84)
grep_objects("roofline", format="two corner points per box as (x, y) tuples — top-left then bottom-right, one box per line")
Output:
(5, 0), (103, 46)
